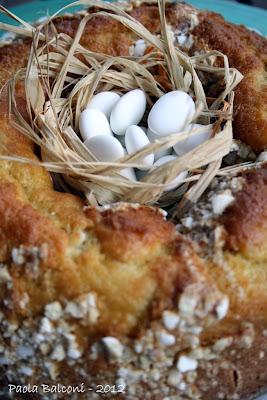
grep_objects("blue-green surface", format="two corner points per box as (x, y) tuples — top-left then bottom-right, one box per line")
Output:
(0, 0), (267, 36)
(0, 4), (266, 398)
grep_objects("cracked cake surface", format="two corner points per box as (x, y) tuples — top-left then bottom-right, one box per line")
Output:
(0, 1), (267, 399)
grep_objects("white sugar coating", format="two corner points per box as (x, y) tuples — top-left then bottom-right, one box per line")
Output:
(67, 348), (82, 359)
(110, 89), (147, 135)
(147, 127), (172, 160)
(153, 154), (176, 166)
(176, 355), (198, 372)
(51, 344), (66, 362)
(157, 331), (176, 346)
(79, 109), (112, 141)
(134, 342), (143, 354)
(44, 302), (62, 321)
(153, 155), (188, 191)
(216, 296), (229, 320)
(84, 135), (125, 161)
(102, 337), (124, 359)
(173, 123), (213, 155)
(86, 91), (120, 119)
(133, 39), (147, 57)
(211, 190), (235, 215)
(18, 366), (33, 377)
(125, 125), (154, 170)
(148, 90), (195, 136)
(16, 345), (34, 359)
(162, 310), (180, 330)
(39, 317), (53, 334)
(120, 167), (137, 181)
(167, 370), (182, 387)
(178, 381), (187, 391)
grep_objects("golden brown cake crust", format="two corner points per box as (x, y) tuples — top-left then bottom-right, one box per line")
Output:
(0, 2), (267, 400)
(193, 11), (267, 152)
(222, 166), (267, 256)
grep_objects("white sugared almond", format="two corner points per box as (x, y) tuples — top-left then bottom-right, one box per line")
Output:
(125, 125), (154, 170)
(84, 135), (135, 181)
(148, 90), (195, 136)
(173, 123), (213, 155)
(147, 127), (172, 160)
(110, 89), (147, 135)
(120, 167), (137, 181)
(153, 155), (188, 191)
(79, 109), (112, 141)
(78, 89), (199, 190)
(84, 134), (124, 161)
(86, 91), (120, 119)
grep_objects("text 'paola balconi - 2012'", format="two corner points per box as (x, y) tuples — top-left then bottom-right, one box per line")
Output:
(8, 383), (126, 394)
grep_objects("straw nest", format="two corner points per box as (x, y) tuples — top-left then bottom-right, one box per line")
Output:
(0, 0), (246, 213)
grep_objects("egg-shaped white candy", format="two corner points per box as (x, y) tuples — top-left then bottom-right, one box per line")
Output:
(85, 135), (135, 181)
(148, 90), (195, 137)
(118, 149), (137, 181)
(120, 168), (137, 181)
(79, 109), (112, 141)
(86, 92), (120, 119)
(147, 128), (172, 161)
(125, 125), (154, 170)
(173, 123), (213, 156)
(84, 134), (124, 162)
(110, 89), (147, 136)
(153, 155), (187, 191)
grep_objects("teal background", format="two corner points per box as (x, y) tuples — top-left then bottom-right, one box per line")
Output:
(0, 4), (267, 398)
(0, 0), (267, 36)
